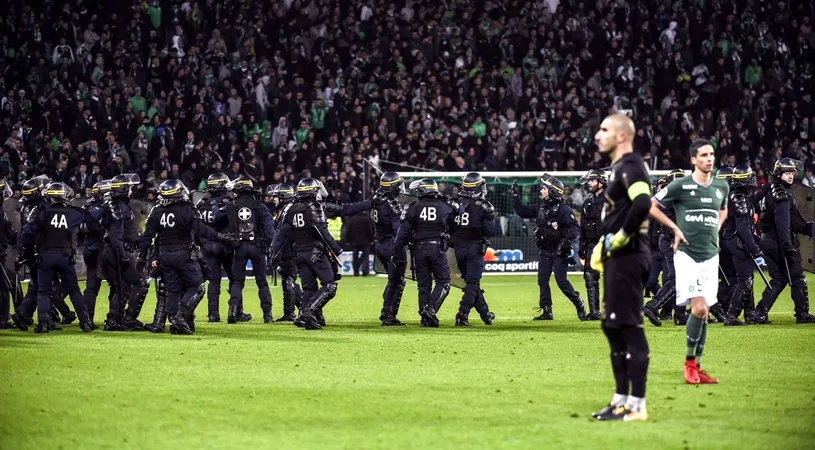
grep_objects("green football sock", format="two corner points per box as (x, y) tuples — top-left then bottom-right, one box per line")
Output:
(686, 314), (705, 360)
(695, 321), (707, 365)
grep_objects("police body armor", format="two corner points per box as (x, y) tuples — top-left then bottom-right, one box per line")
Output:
(197, 194), (229, 232)
(581, 193), (603, 243)
(411, 197), (447, 242)
(722, 190), (755, 240)
(80, 199), (104, 248)
(229, 195), (259, 242)
(107, 199), (139, 252)
(287, 201), (326, 251)
(373, 198), (401, 241)
(758, 181), (799, 246)
(20, 199), (46, 227)
(658, 208), (677, 240)
(37, 205), (74, 253)
(450, 198), (487, 246)
(154, 202), (195, 252)
(535, 201), (563, 251)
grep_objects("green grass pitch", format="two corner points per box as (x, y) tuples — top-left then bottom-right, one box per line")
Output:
(2, 273), (814, 449)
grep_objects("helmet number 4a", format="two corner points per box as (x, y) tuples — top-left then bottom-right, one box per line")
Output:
(454, 212), (469, 226)
(419, 207), (437, 221)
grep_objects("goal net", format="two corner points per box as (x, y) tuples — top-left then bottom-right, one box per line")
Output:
(394, 170), (672, 275)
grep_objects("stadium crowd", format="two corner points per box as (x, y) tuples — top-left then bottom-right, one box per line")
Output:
(1, 0), (815, 205)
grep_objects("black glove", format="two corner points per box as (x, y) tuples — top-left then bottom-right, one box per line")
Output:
(578, 245), (587, 260)
(217, 232), (239, 246)
(510, 180), (520, 198)
(136, 256), (147, 273)
(371, 193), (386, 206)
(557, 239), (572, 258)
(14, 255), (27, 271)
(749, 246), (763, 260)
(782, 242), (798, 256)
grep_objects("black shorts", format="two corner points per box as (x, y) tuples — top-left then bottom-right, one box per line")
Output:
(602, 246), (650, 328)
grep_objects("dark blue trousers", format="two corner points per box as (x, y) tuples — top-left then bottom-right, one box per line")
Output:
(83, 247), (102, 321)
(35, 252), (87, 322)
(375, 239), (407, 319)
(537, 250), (579, 308)
(229, 243), (272, 313)
(202, 241), (234, 315)
(455, 243), (488, 316)
(160, 250), (203, 316)
(413, 241), (450, 313)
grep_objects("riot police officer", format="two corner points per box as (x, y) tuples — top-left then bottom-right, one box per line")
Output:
(643, 169), (687, 326)
(371, 172), (408, 326)
(389, 178), (456, 327)
(270, 178), (343, 330)
(216, 176), (276, 323)
(78, 180), (108, 326)
(451, 172), (498, 326)
(0, 180), (16, 328)
(196, 173), (240, 323)
(755, 158), (815, 323)
(579, 169), (607, 321)
(512, 174), (586, 321)
(713, 167), (735, 322)
(721, 164), (762, 325)
(18, 182), (94, 333)
(139, 179), (232, 334)
(644, 177), (665, 298)
(98, 173), (149, 331)
(14, 176), (76, 328)
(268, 183), (302, 322)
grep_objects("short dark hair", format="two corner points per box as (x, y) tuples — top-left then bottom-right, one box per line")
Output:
(689, 139), (712, 157)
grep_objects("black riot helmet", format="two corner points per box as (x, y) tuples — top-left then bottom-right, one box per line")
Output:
(540, 173), (565, 201)
(206, 172), (231, 192)
(772, 157), (802, 188)
(665, 169), (687, 183)
(409, 178), (440, 198)
(90, 180), (111, 200)
(267, 183), (295, 204)
(730, 164), (756, 189)
(716, 166), (733, 182)
(158, 179), (189, 203)
(459, 172), (487, 199)
(43, 182), (74, 205)
(579, 169), (608, 193)
(232, 176), (260, 194)
(21, 175), (49, 202)
(377, 172), (405, 197)
(296, 178), (328, 200)
(110, 173), (140, 197)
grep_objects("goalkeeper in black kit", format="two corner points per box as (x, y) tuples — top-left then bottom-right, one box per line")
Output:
(589, 114), (653, 422)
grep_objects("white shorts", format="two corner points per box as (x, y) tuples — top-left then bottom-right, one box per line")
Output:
(673, 251), (719, 307)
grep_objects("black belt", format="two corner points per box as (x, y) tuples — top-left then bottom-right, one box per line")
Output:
(416, 240), (441, 245)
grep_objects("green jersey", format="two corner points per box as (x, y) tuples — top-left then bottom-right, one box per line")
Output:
(654, 175), (729, 262)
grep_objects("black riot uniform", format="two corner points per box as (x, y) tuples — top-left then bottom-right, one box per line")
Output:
(78, 181), (108, 325)
(14, 176), (76, 328)
(196, 173), (237, 323)
(579, 169), (607, 321)
(371, 173), (408, 326)
(643, 170), (687, 327)
(713, 167), (736, 323)
(216, 176), (276, 323)
(139, 179), (229, 335)
(644, 179), (665, 298)
(390, 178), (456, 328)
(512, 174), (586, 321)
(268, 184), (303, 322)
(98, 173), (150, 331)
(271, 178), (343, 330)
(451, 172), (498, 327)
(720, 165), (762, 325)
(0, 180), (17, 328)
(754, 158), (815, 323)
(18, 182), (95, 333)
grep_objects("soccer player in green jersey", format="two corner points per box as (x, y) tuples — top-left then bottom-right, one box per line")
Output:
(650, 139), (729, 385)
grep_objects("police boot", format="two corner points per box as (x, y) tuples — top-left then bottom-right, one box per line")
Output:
(709, 304), (726, 324)
(455, 312), (470, 327)
(674, 307), (688, 326)
(35, 320), (51, 334)
(227, 305), (238, 324)
(315, 308), (326, 327)
(169, 312), (194, 335)
(60, 311), (77, 325)
(144, 296), (167, 333)
(533, 306), (554, 321)
(263, 310), (275, 324)
(586, 289), (602, 321)
(277, 291), (296, 322)
(208, 314), (221, 323)
(11, 313), (28, 331)
(49, 304), (61, 324)
(572, 296), (588, 321)
(103, 318), (124, 331)
(237, 310), (253, 323)
(480, 311), (495, 325)
(381, 317), (405, 326)
(420, 306), (440, 328)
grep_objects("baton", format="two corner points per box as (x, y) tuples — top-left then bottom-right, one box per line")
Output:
(718, 265), (730, 286)
(751, 257), (772, 291)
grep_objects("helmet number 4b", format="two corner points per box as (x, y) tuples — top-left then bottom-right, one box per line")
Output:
(160, 213), (176, 227)
(294, 213), (305, 228)
(454, 212), (469, 226)
(419, 207), (437, 221)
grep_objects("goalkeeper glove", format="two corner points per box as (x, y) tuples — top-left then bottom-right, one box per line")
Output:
(590, 240), (604, 273)
(602, 230), (631, 258)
